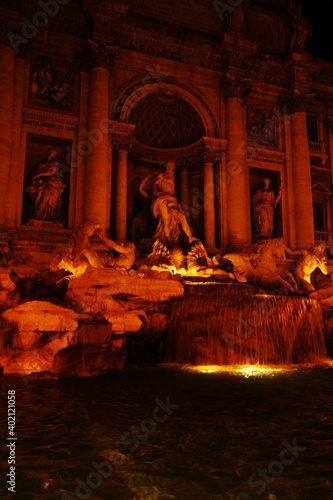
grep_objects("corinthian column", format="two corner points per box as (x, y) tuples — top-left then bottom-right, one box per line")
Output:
(84, 42), (116, 229)
(114, 138), (132, 240)
(203, 151), (219, 250)
(0, 36), (15, 228)
(179, 165), (190, 220)
(288, 91), (314, 249)
(223, 75), (251, 246)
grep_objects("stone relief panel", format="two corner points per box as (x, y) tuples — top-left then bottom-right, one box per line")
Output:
(21, 135), (72, 227)
(247, 106), (277, 146)
(30, 56), (73, 108)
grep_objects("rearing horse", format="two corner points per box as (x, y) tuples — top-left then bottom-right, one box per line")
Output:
(224, 239), (297, 293)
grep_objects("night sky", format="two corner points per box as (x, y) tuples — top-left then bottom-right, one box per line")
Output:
(300, 0), (333, 61)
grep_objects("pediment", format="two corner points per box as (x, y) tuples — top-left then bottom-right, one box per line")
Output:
(312, 183), (332, 195)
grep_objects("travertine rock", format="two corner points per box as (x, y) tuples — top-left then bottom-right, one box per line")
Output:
(66, 268), (184, 316)
(0, 268), (19, 310)
(67, 268), (184, 310)
(53, 343), (127, 376)
(3, 300), (81, 335)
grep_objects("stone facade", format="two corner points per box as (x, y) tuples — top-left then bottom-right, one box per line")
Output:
(1, 0), (333, 255)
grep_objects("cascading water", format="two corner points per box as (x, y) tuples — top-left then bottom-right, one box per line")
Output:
(167, 284), (327, 365)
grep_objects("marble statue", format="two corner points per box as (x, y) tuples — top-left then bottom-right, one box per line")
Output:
(26, 149), (66, 222)
(51, 221), (136, 277)
(224, 239), (297, 293)
(226, 0), (249, 33)
(98, 230), (136, 271)
(251, 178), (282, 240)
(71, 221), (105, 269)
(289, 2), (313, 52)
(294, 242), (328, 293)
(139, 160), (198, 255)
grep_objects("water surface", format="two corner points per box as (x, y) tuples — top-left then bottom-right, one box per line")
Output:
(1, 365), (333, 499)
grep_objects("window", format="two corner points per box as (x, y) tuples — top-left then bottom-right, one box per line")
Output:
(307, 115), (319, 143)
(313, 202), (325, 231)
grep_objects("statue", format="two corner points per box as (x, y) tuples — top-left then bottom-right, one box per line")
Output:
(51, 221), (136, 277)
(251, 178), (282, 241)
(139, 160), (198, 255)
(26, 149), (66, 222)
(226, 0), (249, 33)
(71, 221), (104, 269)
(293, 243), (328, 293)
(289, 2), (313, 52)
(98, 230), (135, 272)
(224, 239), (297, 293)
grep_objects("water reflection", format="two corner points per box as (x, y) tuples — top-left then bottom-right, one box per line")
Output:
(1, 365), (333, 499)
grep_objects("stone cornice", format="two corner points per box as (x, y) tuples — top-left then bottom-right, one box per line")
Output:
(247, 146), (285, 165)
(83, 0), (128, 25)
(220, 32), (258, 66)
(113, 25), (224, 72)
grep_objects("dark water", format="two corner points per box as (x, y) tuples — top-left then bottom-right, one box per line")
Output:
(1, 365), (333, 500)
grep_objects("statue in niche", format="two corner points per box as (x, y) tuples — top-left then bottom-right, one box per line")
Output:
(289, 2), (313, 52)
(139, 160), (199, 255)
(32, 60), (71, 107)
(251, 178), (282, 241)
(26, 149), (66, 222)
(293, 243), (328, 293)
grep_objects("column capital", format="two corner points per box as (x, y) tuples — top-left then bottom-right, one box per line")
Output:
(204, 150), (221, 165)
(110, 121), (136, 151)
(85, 40), (118, 71)
(112, 136), (132, 152)
(282, 89), (315, 114)
(221, 73), (249, 101)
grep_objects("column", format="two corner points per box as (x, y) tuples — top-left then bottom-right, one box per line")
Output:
(84, 42), (116, 229)
(223, 76), (251, 246)
(289, 93), (314, 248)
(114, 139), (131, 240)
(179, 165), (190, 220)
(7, 56), (25, 228)
(0, 43), (15, 228)
(203, 152), (218, 250)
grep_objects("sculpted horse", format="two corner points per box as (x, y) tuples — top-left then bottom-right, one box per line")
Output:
(224, 239), (297, 293)
(293, 242), (328, 293)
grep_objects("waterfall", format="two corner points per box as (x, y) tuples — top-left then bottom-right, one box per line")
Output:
(167, 293), (327, 365)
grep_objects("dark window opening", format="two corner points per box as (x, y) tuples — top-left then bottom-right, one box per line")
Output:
(313, 202), (325, 231)
(307, 115), (319, 142)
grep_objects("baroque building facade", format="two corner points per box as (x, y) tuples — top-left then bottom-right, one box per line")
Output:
(1, 0), (333, 259)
